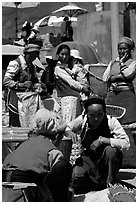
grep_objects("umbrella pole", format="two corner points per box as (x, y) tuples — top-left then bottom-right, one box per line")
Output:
(15, 5), (18, 40)
(14, 2), (21, 40)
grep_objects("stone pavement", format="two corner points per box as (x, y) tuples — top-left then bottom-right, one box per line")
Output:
(71, 168), (136, 202)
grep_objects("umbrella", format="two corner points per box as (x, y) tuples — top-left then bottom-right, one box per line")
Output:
(34, 15), (51, 27)
(35, 15), (77, 28)
(52, 2), (88, 17)
(2, 44), (24, 55)
(48, 41), (100, 64)
(48, 16), (77, 27)
(2, 2), (40, 39)
(2, 2), (39, 8)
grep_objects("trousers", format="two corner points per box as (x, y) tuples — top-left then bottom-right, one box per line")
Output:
(5, 157), (72, 202)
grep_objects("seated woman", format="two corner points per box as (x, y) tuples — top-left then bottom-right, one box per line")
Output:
(3, 108), (73, 202)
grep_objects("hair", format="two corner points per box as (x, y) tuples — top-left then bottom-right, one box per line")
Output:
(84, 95), (106, 113)
(56, 44), (70, 56)
(64, 16), (69, 21)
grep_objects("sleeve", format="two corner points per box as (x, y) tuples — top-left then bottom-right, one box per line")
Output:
(48, 149), (63, 168)
(109, 116), (130, 150)
(66, 115), (84, 134)
(121, 60), (136, 81)
(3, 60), (20, 88)
(55, 66), (83, 91)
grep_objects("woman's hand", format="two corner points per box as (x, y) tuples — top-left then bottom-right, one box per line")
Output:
(82, 86), (90, 96)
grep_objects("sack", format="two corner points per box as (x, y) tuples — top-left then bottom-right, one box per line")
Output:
(17, 92), (44, 128)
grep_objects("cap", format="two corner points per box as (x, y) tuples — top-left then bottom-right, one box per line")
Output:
(70, 49), (83, 60)
(24, 44), (40, 53)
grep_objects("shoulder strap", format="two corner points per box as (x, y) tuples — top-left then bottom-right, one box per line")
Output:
(15, 57), (22, 70)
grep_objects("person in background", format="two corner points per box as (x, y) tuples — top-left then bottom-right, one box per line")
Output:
(27, 25), (40, 44)
(60, 16), (69, 43)
(69, 49), (90, 102)
(103, 36), (136, 125)
(67, 21), (74, 41)
(54, 44), (90, 161)
(41, 56), (57, 95)
(3, 44), (47, 127)
(21, 21), (33, 45)
(65, 95), (130, 193)
(3, 108), (73, 202)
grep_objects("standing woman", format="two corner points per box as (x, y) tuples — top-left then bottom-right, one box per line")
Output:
(54, 44), (90, 160)
(103, 37), (136, 124)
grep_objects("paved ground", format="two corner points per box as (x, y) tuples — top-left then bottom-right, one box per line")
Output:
(71, 168), (136, 202)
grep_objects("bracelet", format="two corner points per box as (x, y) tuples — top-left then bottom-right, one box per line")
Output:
(99, 136), (103, 144)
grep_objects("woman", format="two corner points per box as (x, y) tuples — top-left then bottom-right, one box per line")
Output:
(54, 44), (90, 160)
(103, 36), (136, 124)
(3, 108), (72, 202)
(66, 95), (130, 193)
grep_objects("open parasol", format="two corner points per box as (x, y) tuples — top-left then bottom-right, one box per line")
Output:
(52, 2), (88, 18)
(2, 2), (40, 39)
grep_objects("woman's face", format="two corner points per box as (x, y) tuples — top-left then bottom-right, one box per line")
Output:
(87, 104), (105, 129)
(58, 48), (70, 64)
(118, 43), (130, 61)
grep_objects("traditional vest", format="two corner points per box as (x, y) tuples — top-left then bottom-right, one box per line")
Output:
(3, 136), (57, 174)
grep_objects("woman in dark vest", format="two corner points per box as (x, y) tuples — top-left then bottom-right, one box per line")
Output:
(54, 44), (90, 161)
(103, 36), (136, 124)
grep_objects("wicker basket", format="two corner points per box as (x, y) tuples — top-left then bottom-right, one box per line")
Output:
(122, 128), (136, 168)
(106, 105), (126, 123)
(88, 64), (108, 98)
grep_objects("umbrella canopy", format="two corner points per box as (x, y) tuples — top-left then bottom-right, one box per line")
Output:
(35, 15), (77, 28)
(2, 2), (40, 8)
(34, 15), (51, 27)
(2, 44), (24, 55)
(2, 2), (40, 39)
(52, 2), (88, 17)
(48, 41), (100, 64)
(48, 16), (77, 27)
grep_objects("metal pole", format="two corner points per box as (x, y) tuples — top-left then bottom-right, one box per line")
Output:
(110, 2), (119, 60)
(15, 4), (18, 39)
(14, 2), (22, 39)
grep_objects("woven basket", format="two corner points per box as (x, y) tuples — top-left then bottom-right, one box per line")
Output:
(88, 64), (108, 98)
(122, 128), (136, 168)
(106, 105), (126, 123)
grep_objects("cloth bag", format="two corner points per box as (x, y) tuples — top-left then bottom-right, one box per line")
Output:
(17, 92), (44, 128)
